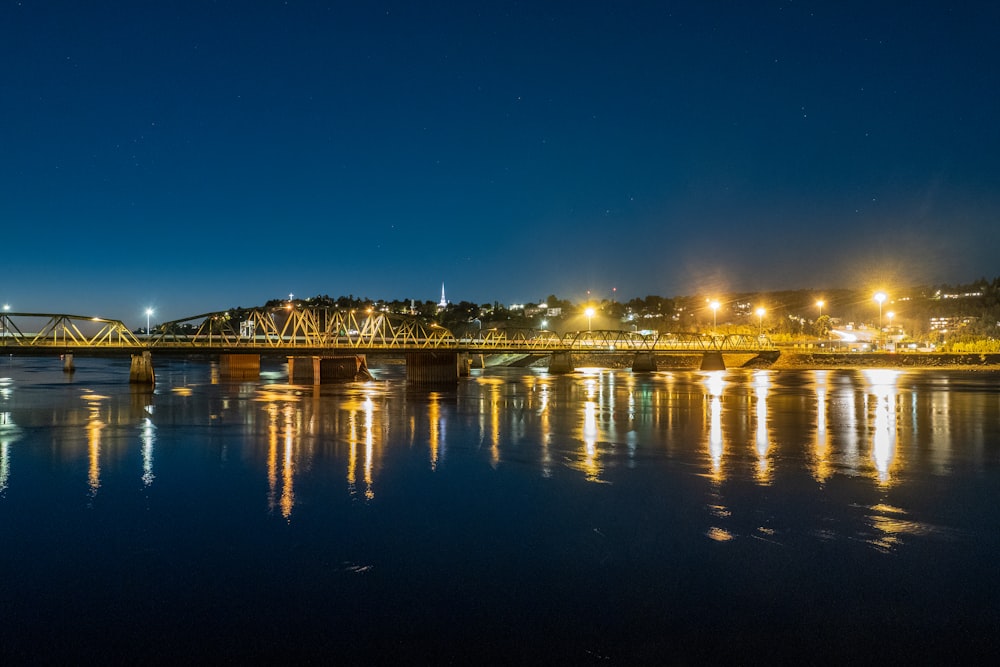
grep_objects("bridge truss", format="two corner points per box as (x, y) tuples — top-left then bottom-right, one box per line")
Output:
(0, 312), (142, 348)
(0, 308), (772, 353)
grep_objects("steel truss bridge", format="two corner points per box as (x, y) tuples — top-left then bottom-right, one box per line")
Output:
(0, 309), (772, 354)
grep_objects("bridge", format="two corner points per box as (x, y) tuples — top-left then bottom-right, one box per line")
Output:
(0, 308), (773, 383)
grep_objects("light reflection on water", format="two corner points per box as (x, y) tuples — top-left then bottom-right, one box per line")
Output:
(1, 358), (1000, 661)
(1, 362), (996, 518)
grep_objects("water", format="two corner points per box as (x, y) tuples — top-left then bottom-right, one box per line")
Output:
(2, 357), (999, 663)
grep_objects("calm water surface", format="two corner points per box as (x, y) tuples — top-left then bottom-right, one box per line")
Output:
(1, 357), (999, 663)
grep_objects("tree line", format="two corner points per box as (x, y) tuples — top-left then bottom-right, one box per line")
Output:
(246, 276), (1000, 344)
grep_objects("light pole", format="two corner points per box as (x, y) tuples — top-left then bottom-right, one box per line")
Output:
(756, 307), (765, 338)
(146, 308), (154, 339)
(1, 304), (8, 342)
(816, 300), (824, 318)
(585, 307), (595, 331)
(874, 292), (887, 350)
(710, 300), (720, 333)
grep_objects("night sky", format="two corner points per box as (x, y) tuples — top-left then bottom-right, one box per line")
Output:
(3, 1), (998, 325)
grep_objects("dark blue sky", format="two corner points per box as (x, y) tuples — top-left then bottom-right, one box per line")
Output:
(3, 1), (998, 325)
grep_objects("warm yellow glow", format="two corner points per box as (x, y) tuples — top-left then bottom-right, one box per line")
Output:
(489, 382), (501, 469)
(347, 410), (358, 494)
(428, 392), (440, 470)
(702, 371), (725, 482)
(280, 404), (295, 519)
(364, 395), (375, 500)
(538, 380), (552, 477)
(581, 399), (600, 481)
(874, 291), (887, 305)
(812, 371), (832, 484)
(267, 404), (278, 511)
(584, 307), (595, 317)
(706, 526), (734, 542)
(87, 404), (104, 497)
(816, 300), (825, 309)
(709, 300), (720, 312)
(755, 307), (765, 317)
(864, 369), (901, 486)
(753, 371), (771, 484)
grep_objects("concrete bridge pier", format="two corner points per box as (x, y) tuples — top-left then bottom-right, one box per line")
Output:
(700, 351), (726, 371)
(548, 351), (575, 374)
(288, 355), (373, 383)
(62, 353), (75, 374)
(459, 353), (473, 377)
(129, 351), (156, 386)
(220, 353), (260, 379)
(632, 352), (658, 373)
(405, 351), (459, 385)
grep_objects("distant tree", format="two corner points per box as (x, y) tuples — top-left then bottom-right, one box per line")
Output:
(542, 294), (574, 311)
(813, 314), (831, 338)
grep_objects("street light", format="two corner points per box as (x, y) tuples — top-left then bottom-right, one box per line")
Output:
(756, 307), (766, 337)
(709, 300), (720, 332)
(874, 292), (887, 351)
(816, 300), (825, 318)
(585, 307), (595, 331)
(145, 308), (154, 338)
(887, 311), (895, 330)
(874, 292), (887, 328)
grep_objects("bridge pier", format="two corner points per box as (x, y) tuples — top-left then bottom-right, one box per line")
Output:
(700, 351), (726, 371)
(219, 353), (260, 379)
(288, 355), (372, 383)
(459, 353), (473, 377)
(129, 351), (156, 386)
(406, 351), (459, 385)
(62, 353), (75, 374)
(632, 352), (657, 373)
(548, 351), (574, 374)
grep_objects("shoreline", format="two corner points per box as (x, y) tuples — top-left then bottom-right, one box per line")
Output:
(768, 352), (1000, 371)
(504, 351), (1000, 371)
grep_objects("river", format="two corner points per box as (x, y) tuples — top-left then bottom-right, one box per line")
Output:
(1, 356), (998, 663)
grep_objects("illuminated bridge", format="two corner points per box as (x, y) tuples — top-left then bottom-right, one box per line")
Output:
(0, 309), (773, 383)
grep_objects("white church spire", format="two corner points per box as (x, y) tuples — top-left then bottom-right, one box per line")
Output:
(438, 282), (448, 309)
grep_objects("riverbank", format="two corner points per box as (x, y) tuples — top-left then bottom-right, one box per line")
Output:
(484, 351), (1000, 371)
(770, 352), (1000, 370)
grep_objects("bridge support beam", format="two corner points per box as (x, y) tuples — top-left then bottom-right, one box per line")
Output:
(288, 355), (372, 384)
(129, 351), (156, 386)
(632, 352), (658, 373)
(700, 351), (726, 371)
(406, 351), (459, 385)
(62, 353), (75, 374)
(548, 351), (574, 374)
(219, 353), (260, 379)
(459, 353), (473, 377)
